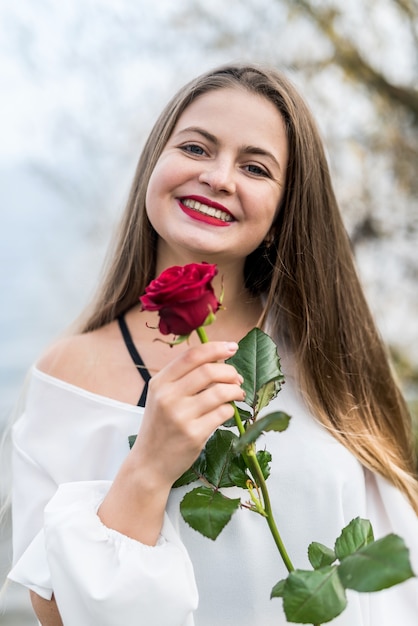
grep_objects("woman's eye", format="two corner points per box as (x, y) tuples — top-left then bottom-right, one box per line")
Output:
(246, 164), (269, 177)
(181, 144), (206, 156)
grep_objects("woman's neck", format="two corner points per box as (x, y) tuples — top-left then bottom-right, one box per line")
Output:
(128, 276), (263, 346)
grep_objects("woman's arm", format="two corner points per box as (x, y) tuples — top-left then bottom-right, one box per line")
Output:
(30, 592), (63, 626)
(14, 340), (243, 626)
(31, 340), (243, 626)
(98, 340), (244, 544)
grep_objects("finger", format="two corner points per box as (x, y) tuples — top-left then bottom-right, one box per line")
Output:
(157, 341), (239, 383)
(173, 362), (243, 397)
(186, 381), (246, 417)
(189, 401), (238, 440)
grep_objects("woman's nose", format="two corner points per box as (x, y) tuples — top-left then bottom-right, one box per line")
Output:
(198, 158), (236, 194)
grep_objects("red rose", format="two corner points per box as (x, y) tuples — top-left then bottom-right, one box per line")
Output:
(140, 263), (220, 336)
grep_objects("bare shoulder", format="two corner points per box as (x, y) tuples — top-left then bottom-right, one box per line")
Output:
(37, 333), (97, 377)
(36, 319), (148, 403)
(37, 333), (101, 382)
(36, 323), (122, 391)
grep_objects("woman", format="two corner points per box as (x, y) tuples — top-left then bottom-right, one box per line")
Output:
(8, 64), (418, 625)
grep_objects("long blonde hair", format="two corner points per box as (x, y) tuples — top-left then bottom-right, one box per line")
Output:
(77, 63), (418, 512)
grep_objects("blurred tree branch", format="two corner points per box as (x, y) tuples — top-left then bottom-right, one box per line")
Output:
(289, 0), (418, 122)
(393, 0), (418, 42)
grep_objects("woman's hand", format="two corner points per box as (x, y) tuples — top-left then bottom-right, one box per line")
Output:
(98, 341), (244, 545)
(134, 340), (244, 485)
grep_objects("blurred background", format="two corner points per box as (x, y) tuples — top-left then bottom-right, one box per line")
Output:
(1, 0), (417, 623)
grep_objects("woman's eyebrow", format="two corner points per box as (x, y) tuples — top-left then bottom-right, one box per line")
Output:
(177, 126), (218, 143)
(241, 145), (282, 172)
(176, 126), (282, 172)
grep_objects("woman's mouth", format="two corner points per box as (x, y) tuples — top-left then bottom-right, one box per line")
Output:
(179, 197), (234, 225)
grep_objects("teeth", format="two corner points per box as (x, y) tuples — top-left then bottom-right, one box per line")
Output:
(183, 198), (233, 222)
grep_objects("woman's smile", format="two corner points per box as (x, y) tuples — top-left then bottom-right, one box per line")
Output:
(178, 196), (235, 226)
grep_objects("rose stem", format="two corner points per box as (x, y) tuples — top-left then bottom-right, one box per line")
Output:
(195, 326), (295, 574)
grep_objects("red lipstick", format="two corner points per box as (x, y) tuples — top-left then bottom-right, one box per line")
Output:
(178, 196), (234, 227)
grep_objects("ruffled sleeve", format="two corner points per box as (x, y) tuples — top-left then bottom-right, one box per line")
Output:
(43, 481), (197, 626)
(8, 369), (198, 626)
(9, 481), (198, 626)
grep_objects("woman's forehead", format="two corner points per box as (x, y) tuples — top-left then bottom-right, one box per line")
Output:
(170, 87), (287, 154)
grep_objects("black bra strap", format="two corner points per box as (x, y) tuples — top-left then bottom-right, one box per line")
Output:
(137, 384), (148, 408)
(117, 315), (151, 406)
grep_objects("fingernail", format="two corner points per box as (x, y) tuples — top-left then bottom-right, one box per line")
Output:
(225, 342), (239, 353)
(237, 374), (244, 384)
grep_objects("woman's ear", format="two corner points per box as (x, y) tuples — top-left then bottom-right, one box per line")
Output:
(263, 229), (276, 249)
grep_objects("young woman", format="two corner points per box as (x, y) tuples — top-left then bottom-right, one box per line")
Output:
(8, 64), (418, 625)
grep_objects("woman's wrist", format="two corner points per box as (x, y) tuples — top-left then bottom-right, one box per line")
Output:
(98, 456), (172, 546)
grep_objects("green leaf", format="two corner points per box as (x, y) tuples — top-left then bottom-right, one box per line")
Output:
(167, 334), (190, 345)
(308, 542), (336, 569)
(337, 533), (415, 592)
(226, 328), (284, 408)
(128, 435), (137, 450)
(204, 429), (244, 488)
(256, 449), (272, 480)
(282, 566), (347, 624)
(228, 455), (250, 489)
(238, 407), (253, 422)
(270, 578), (286, 598)
(223, 407), (252, 428)
(180, 486), (241, 540)
(256, 379), (282, 414)
(335, 517), (374, 559)
(172, 450), (206, 488)
(173, 429), (250, 490)
(234, 412), (291, 453)
(172, 468), (199, 488)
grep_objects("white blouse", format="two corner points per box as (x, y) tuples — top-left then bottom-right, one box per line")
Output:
(8, 365), (418, 626)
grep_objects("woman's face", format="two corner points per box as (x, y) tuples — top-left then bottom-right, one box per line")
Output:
(146, 86), (288, 270)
